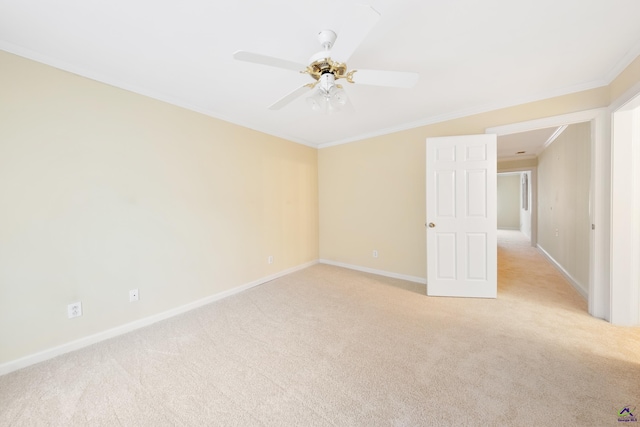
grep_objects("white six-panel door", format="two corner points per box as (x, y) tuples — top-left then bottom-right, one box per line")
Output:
(426, 134), (497, 298)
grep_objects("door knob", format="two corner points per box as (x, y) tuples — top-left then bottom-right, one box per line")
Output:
(428, 222), (436, 228)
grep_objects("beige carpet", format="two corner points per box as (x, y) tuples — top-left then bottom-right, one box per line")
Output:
(1, 231), (639, 426)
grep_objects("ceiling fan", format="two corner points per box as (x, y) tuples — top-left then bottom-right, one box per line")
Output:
(233, 4), (419, 113)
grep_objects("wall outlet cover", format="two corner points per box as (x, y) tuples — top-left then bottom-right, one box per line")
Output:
(68, 302), (82, 318)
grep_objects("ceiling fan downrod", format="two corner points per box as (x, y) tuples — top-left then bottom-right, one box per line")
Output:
(317, 29), (337, 50)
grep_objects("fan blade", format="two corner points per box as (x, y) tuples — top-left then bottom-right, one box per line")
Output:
(349, 69), (419, 88)
(268, 84), (314, 110)
(329, 4), (381, 63)
(233, 51), (305, 72)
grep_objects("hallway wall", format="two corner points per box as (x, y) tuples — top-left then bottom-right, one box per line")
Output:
(537, 122), (591, 295)
(497, 174), (521, 229)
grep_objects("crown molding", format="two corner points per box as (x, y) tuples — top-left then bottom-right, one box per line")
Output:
(540, 125), (568, 153)
(3, 39), (632, 151)
(0, 43), (319, 149)
(603, 37), (640, 85)
(319, 80), (607, 149)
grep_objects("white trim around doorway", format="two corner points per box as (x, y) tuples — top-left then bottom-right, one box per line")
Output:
(486, 108), (609, 322)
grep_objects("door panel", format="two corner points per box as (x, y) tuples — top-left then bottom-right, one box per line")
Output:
(436, 171), (456, 216)
(426, 134), (497, 298)
(436, 233), (456, 279)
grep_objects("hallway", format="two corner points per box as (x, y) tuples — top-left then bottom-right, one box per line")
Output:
(497, 229), (587, 312)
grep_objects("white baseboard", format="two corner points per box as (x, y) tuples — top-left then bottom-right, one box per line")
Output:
(319, 259), (427, 284)
(0, 260), (318, 377)
(536, 245), (588, 299)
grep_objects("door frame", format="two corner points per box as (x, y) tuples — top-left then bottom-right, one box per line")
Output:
(486, 108), (608, 321)
(610, 91), (640, 326)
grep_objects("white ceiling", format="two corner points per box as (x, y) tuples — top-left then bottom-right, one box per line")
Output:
(1, 0), (639, 151)
(497, 126), (563, 160)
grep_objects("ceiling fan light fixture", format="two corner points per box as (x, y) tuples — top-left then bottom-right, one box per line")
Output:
(306, 91), (325, 112)
(306, 73), (346, 113)
(318, 72), (335, 92)
(329, 85), (347, 108)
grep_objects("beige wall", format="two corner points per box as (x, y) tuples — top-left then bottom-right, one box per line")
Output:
(498, 158), (537, 171)
(537, 122), (591, 292)
(318, 134), (425, 277)
(0, 51), (318, 364)
(610, 55), (640, 101)
(319, 90), (609, 279)
(497, 174), (521, 229)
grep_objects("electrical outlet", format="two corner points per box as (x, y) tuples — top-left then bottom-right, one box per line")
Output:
(268, 255), (274, 264)
(68, 302), (82, 319)
(373, 250), (378, 258)
(129, 289), (139, 302)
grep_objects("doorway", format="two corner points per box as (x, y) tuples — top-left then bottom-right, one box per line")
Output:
(487, 109), (607, 318)
(497, 171), (533, 242)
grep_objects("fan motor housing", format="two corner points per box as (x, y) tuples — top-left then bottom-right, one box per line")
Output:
(306, 58), (348, 81)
